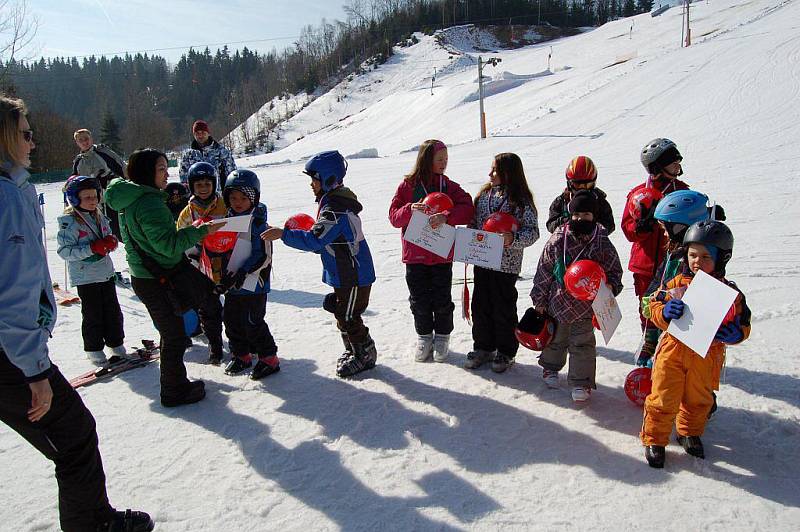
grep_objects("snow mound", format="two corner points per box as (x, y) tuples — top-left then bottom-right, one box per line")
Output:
(346, 148), (379, 159)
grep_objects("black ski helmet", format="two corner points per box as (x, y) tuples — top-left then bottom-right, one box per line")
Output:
(186, 161), (217, 195)
(683, 220), (734, 273)
(165, 182), (189, 200)
(223, 169), (260, 207)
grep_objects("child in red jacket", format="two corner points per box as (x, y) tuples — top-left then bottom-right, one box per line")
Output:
(622, 138), (689, 361)
(388, 139), (474, 363)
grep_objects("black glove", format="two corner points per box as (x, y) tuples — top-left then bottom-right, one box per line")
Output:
(635, 216), (656, 233)
(219, 270), (246, 292)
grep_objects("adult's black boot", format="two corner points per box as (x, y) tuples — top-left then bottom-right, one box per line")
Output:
(645, 445), (666, 468)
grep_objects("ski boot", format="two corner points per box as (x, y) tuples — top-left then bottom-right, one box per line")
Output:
(251, 355), (280, 380)
(676, 434), (705, 459)
(414, 334), (434, 362)
(161, 380), (205, 408)
(96, 509), (154, 532)
(208, 342), (223, 366)
(337, 335), (377, 378)
(491, 352), (515, 373)
(464, 349), (494, 370)
(432, 334), (450, 363)
(225, 354), (253, 375)
(645, 445), (666, 468)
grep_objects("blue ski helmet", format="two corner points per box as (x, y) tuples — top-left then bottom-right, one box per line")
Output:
(223, 169), (260, 207)
(187, 161), (217, 195)
(654, 190), (710, 242)
(65, 175), (102, 208)
(304, 150), (347, 192)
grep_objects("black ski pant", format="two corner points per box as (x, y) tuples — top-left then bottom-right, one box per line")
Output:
(471, 266), (520, 358)
(76, 278), (124, 352)
(223, 293), (277, 359)
(197, 294), (223, 350)
(101, 202), (121, 242)
(131, 276), (192, 398)
(333, 285), (371, 345)
(0, 350), (114, 531)
(405, 263), (455, 336)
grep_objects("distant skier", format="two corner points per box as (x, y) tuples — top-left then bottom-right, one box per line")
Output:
(464, 152), (539, 373)
(262, 150), (378, 378)
(57, 175), (126, 366)
(72, 128), (126, 239)
(0, 95), (153, 532)
(641, 221), (751, 468)
(388, 139), (474, 363)
(178, 119), (236, 190)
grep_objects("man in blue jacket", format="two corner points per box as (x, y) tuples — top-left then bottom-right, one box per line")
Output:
(262, 150), (377, 378)
(0, 95), (152, 532)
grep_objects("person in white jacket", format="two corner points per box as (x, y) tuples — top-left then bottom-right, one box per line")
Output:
(0, 95), (153, 532)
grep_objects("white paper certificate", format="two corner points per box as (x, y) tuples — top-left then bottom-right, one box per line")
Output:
(666, 269), (738, 358)
(209, 214), (252, 233)
(453, 228), (503, 270)
(591, 282), (622, 345)
(402, 210), (456, 258)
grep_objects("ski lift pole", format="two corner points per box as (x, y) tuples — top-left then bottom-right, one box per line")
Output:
(38, 193), (47, 253)
(478, 56), (487, 139)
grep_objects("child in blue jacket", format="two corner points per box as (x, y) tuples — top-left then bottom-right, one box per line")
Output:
(217, 169), (279, 380)
(57, 175), (125, 365)
(262, 150), (377, 378)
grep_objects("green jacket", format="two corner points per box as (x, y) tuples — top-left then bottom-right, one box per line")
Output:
(105, 178), (207, 278)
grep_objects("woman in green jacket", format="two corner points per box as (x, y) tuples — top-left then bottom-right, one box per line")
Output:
(106, 148), (224, 407)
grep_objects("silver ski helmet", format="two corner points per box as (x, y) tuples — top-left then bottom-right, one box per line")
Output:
(641, 138), (682, 175)
(304, 150), (347, 193)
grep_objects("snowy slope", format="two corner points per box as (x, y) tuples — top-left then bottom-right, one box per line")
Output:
(3, 0), (800, 530)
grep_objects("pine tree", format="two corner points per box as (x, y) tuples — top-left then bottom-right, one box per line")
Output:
(99, 112), (123, 155)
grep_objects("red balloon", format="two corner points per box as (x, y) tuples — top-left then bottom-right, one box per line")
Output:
(624, 367), (652, 406)
(482, 212), (519, 234)
(285, 213), (315, 231)
(422, 192), (454, 215)
(628, 187), (663, 221)
(204, 231), (237, 253)
(564, 259), (606, 301)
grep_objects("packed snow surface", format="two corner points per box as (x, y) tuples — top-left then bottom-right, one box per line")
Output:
(3, 0), (800, 529)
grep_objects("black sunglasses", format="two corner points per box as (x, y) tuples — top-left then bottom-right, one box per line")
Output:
(21, 130), (33, 142)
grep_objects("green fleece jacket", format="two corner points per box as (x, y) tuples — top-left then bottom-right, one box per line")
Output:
(105, 178), (207, 278)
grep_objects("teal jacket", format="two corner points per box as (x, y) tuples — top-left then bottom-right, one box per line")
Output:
(105, 178), (207, 278)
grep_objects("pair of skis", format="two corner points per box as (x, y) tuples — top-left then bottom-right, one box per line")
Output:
(70, 340), (159, 388)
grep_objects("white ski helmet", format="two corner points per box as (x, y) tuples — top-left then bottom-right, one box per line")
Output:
(640, 138), (680, 173)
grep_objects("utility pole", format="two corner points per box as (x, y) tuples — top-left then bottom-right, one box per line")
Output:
(684, 0), (692, 47)
(538, 0), (542, 25)
(478, 55), (502, 139)
(431, 67), (436, 96)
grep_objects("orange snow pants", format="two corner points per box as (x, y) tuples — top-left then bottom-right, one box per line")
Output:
(640, 336), (720, 447)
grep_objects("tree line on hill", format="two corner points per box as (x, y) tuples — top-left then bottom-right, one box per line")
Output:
(2, 0), (654, 173)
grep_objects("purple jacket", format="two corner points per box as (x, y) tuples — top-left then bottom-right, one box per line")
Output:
(530, 224), (623, 323)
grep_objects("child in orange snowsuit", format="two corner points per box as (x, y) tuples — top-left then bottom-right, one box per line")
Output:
(641, 220), (750, 468)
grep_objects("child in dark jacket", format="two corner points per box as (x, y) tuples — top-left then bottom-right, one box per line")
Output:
(262, 151), (377, 378)
(464, 153), (539, 373)
(57, 176), (125, 365)
(546, 155), (615, 235)
(530, 191), (623, 403)
(217, 169), (279, 381)
(641, 220), (750, 468)
(388, 139), (474, 363)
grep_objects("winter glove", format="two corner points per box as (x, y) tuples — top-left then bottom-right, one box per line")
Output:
(662, 299), (685, 322)
(714, 317), (743, 344)
(102, 235), (118, 252)
(90, 239), (110, 256)
(220, 270), (246, 292)
(635, 215), (656, 234)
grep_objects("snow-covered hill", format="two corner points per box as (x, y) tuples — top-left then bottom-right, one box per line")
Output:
(3, 0), (799, 530)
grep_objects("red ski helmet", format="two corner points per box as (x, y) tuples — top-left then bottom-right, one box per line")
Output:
(628, 187), (663, 221)
(422, 192), (454, 215)
(624, 367), (652, 406)
(566, 155), (597, 183)
(285, 213), (315, 231)
(482, 212), (520, 233)
(515, 308), (556, 351)
(564, 259), (606, 301)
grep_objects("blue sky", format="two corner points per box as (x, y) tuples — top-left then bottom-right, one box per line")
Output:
(29, 0), (347, 63)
